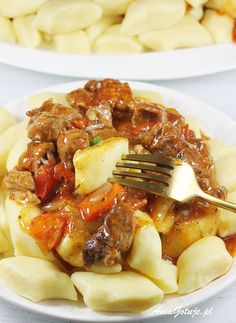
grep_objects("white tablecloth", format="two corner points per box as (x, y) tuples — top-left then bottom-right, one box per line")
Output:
(0, 62), (236, 323)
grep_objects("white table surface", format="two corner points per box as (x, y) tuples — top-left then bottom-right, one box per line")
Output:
(0, 62), (236, 323)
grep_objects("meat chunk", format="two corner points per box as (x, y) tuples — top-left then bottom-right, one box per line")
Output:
(57, 129), (89, 167)
(140, 121), (215, 192)
(89, 128), (119, 140)
(4, 169), (35, 191)
(83, 202), (135, 268)
(4, 169), (40, 205)
(18, 142), (55, 173)
(132, 102), (167, 126)
(67, 79), (134, 111)
(86, 102), (112, 128)
(27, 100), (85, 142)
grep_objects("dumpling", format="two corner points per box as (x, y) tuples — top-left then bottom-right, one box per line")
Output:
(218, 190), (236, 238)
(185, 0), (207, 8)
(93, 0), (133, 16)
(206, 0), (236, 18)
(54, 30), (91, 53)
(73, 137), (128, 194)
(34, 0), (103, 34)
(121, 0), (186, 36)
(72, 271), (163, 312)
(13, 15), (42, 49)
(139, 16), (213, 51)
(202, 9), (234, 43)
(93, 24), (144, 54)
(0, 108), (16, 135)
(0, 0), (48, 18)
(86, 16), (122, 44)
(177, 236), (233, 294)
(0, 256), (77, 302)
(0, 15), (16, 43)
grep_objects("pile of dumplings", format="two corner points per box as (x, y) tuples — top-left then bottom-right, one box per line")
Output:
(0, 0), (235, 54)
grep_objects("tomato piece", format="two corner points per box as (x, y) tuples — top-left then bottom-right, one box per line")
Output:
(34, 162), (57, 201)
(79, 183), (125, 221)
(132, 121), (160, 135)
(223, 234), (236, 257)
(54, 162), (75, 189)
(28, 213), (69, 254)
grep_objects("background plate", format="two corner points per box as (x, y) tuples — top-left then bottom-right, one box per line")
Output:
(0, 42), (236, 80)
(1, 80), (236, 322)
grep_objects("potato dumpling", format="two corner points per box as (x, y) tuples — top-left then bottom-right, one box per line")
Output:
(89, 263), (122, 274)
(5, 198), (54, 260)
(0, 181), (13, 257)
(0, 228), (8, 253)
(6, 135), (30, 172)
(177, 236), (233, 294)
(0, 256), (77, 302)
(139, 16), (213, 51)
(150, 196), (175, 234)
(72, 271), (163, 312)
(0, 0), (48, 18)
(128, 217), (162, 268)
(28, 92), (68, 108)
(185, 116), (201, 138)
(54, 30), (91, 54)
(206, 0), (236, 18)
(128, 214), (177, 294)
(0, 121), (27, 176)
(202, 9), (234, 43)
(0, 108), (16, 135)
(218, 190), (236, 238)
(187, 5), (204, 20)
(185, 0), (207, 8)
(56, 229), (89, 267)
(215, 153), (236, 191)
(13, 15), (42, 49)
(34, 0), (103, 34)
(206, 138), (236, 162)
(86, 16), (122, 44)
(73, 137), (128, 195)
(132, 89), (163, 105)
(94, 0), (133, 16)
(0, 15), (16, 43)
(93, 24), (144, 54)
(162, 211), (219, 259)
(121, 0), (186, 36)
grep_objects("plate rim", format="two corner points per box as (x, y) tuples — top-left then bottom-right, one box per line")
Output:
(1, 79), (236, 322)
(0, 42), (236, 80)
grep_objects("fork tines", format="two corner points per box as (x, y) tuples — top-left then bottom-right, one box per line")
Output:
(110, 154), (178, 196)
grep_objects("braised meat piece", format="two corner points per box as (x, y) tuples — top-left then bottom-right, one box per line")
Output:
(18, 142), (55, 173)
(86, 102), (112, 128)
(89, 128), (119, 140)
(57, 129), (89, 167)
(67, 79), (134, 111)
(4, 169), (40, 205)
(132, 102), (167, 126)
(4, 169), (35, 191)
(27, 100), (84, 142)
(83, 201), (135, 268)
(139, 121), (215, 193)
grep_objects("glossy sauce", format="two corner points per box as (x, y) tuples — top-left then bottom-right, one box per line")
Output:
(223, 234), (236, 256)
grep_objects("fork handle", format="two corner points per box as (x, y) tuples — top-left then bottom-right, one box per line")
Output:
(199, 191), (236, 213)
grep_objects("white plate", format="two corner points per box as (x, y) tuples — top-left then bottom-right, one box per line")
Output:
(2, 80), (236, 322)
(0, 42), (236, 80)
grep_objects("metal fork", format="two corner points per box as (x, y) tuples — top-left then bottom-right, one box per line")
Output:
(109, 154), (236, 213)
